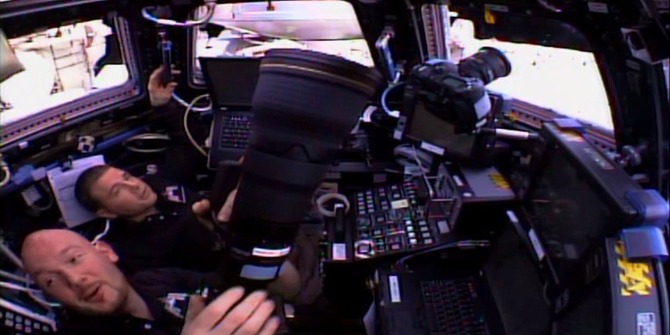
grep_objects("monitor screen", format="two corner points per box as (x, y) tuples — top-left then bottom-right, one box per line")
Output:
(200, 57), (261, 107)
(524, 145), (613, 281)
(406, 101), (477, 158)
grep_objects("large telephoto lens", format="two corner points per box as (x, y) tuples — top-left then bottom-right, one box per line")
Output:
(221, 49), (382, 289)
(458, 47), (511, 85)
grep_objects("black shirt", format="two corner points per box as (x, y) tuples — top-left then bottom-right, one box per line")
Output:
(104, 176), (221, 277)
(58, 268), (218, 335)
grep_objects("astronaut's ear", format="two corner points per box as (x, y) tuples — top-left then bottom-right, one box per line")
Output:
(92, 240), (119, 263)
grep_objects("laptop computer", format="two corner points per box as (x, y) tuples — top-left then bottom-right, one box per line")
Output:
(375, 223), (552, 335)
(199, 56), (261, 169)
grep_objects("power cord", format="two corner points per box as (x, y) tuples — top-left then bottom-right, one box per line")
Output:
(393, 144), (432, 176)
(173, 92), (211, 112)
(91, 220), (111, 245)
(381, 81), (404, 116)
(0, 158), (10, 188)
(316, 193), (351, 217)
(184, 94), (210, 157)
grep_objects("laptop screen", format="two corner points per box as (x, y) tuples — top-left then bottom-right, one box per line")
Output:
(199, 57), (261, 107)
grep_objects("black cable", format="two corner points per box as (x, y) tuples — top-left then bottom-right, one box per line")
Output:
(655, 259), (670, 335)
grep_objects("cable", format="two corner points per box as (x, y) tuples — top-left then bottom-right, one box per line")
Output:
(173, 92), (211, 112)
(381, 82), (404, 116)
(411, 146), (435, 199)
(27, 181), (54, 212)
(0, 158), (10, 188)
(393, 144), (432, 176)
(316, 193), (351, 217)
(123, 133), (170, 154)
(655, 259), (670, 335)
(184, 94), (210, 157)
(394, 240), (490, 269)
(142, 1), (216, 27)
(91, 220), (111, 245)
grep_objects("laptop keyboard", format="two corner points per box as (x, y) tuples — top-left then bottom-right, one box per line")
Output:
(420, 278), (487, 335)
(219, 114), (252, 149)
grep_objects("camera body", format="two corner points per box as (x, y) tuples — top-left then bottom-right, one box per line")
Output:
(403, 59), (492, 135)
(397, 47), (512, 166)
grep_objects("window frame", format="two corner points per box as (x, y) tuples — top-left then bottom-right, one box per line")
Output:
(420, 5), (617, 150)
(0, 12), (144, 151)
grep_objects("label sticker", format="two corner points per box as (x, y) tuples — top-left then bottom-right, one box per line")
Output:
(391, 199), (409, 209)
(484, 9), (496, 24)
(420, 142), (445, 156)
(615, 242), (654, 296)
(587, 2), (609, 13)
(389, 276), (401, 303)
(637, 313), (656, 335)
(251, 246), (292, 258)
(332, 243), (347, 261)
(528, 229), (547, 261)
(489, 172), (511, 189)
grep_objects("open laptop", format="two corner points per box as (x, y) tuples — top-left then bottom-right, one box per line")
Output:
(199, 57), (261, 169)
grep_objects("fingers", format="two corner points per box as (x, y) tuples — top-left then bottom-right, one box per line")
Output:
(192, 199), (212, 216)
(217, 189), (237, 222)
(256, 317), (281, 335)
(231, 299), (276, 335)
(212, 291), (268, 335)
(149, 66), (163, 85)
(185, 295), (206, 324)
(190, 287), (246, 331)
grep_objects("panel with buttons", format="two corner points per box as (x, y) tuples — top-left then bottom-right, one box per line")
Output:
(1, 297), (57, 335)
(219, 114), (252, 149)
(350, 179), (460, 260)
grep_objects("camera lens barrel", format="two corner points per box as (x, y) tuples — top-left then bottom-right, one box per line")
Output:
(222, 49), (382, 287)
(458, 47), (511, 85)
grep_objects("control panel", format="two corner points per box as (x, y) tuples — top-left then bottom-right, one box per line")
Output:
(325, 170), (461, 262)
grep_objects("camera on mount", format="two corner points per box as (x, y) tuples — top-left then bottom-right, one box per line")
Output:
(395, 47), (512, 166)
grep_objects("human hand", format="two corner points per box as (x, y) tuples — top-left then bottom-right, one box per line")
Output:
(148, 66), (178, 107)
(192, 188), (238, 229)
(182, 288), (280, 335)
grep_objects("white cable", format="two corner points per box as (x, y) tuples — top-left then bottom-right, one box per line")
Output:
(316, 193), (351, 218)
(142, 2), (216, 27)
(393, 144), (432, 176)
(173, 92), (211, 112)
(411, 146), (435, 199)
(91, 220), (110, 245)
(184, 94), (210, 157)
(381, 82), (404, 116)
(0, 158), (10, 187)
